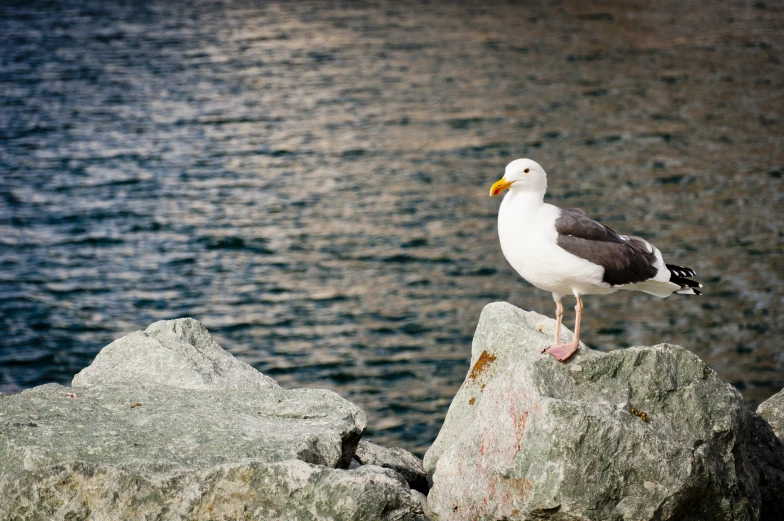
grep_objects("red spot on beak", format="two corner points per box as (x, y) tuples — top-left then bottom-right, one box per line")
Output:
(493, 189), (499, 195)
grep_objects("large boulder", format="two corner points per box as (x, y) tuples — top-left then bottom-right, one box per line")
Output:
(0, 319), (426, 520)
(758, 389), (784, 441)
(424, 302), (784, 521)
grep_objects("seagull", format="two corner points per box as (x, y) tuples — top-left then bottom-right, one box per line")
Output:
(490, 158), (702, 362)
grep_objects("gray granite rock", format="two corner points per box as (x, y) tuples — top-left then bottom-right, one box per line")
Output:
(758, 389), (784, 441)
(73, 317), (279, 390)
(0, 459), (428, 521)
(0, 383), (365, 472)
(0, 319), (427, 520)
(425, 302), (784, 521)
(355, 440), (429, 494)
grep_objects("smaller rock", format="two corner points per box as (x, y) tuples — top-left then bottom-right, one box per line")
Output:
(410, 490), (429, 517)
(758, 389), (784, 440)
(73, 318), (279, 390)
(355, 440), (429, 495)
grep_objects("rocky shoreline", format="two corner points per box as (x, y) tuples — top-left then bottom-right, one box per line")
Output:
(1, 303), (782, 520)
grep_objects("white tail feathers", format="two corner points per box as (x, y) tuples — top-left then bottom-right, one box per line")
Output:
(676, 287), (702, 295)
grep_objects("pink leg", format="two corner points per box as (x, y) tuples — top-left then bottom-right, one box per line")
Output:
(543, 295), (583, 362)
(553, 298), (564, 346)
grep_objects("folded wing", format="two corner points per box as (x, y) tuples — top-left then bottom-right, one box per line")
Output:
(554, 208), (659, 286)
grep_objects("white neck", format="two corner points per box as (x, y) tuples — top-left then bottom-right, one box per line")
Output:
(497, 188), (547, 265)
(500, 188), (546, 219)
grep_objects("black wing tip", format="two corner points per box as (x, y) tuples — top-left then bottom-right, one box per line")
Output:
(666, 263), (697, 279)
(667, 264), (702, 293)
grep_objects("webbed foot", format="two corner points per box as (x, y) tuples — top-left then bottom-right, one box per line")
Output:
(542, 343), (578, 362)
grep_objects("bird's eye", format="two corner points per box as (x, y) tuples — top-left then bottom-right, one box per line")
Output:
(524, 168), (530, 173)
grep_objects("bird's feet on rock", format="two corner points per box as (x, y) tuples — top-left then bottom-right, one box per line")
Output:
(542, 343), (578, 362)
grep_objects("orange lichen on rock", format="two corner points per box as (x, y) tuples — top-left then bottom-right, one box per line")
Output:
(631, 406), (648, 422)
(469, 397), (476, 406)
(469, 350), (497, 382)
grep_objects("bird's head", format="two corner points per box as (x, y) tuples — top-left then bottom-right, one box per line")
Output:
(489, 158), (547, 196)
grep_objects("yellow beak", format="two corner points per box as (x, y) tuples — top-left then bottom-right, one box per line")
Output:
(489, 177), (514, 196)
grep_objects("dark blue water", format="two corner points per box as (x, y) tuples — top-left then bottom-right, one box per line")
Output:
(1, 0), (782, 454)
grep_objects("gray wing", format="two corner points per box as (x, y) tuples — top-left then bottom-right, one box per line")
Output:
(554, 208), (659, 286)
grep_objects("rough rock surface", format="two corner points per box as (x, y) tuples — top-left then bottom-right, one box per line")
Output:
(0, 459), (425, 521)
(758, 389), (784, 441)
(1, 383), (365, 472)
(73, 317), (280, 390)
(0, 319), (426, 520)
(424, 302), (784, 521)
(355, 440), (429, 495)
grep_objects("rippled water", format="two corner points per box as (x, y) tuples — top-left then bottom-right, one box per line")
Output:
(1, 0), (782, 455)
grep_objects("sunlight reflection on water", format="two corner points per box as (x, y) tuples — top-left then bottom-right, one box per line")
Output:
(1, 0), (782, 455)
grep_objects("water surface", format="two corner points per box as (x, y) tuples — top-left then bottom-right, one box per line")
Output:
(1, 0), (782, 455)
